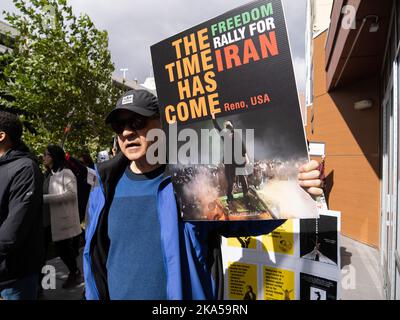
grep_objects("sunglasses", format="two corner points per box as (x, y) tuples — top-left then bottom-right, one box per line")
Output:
(111, 115), (149, 134)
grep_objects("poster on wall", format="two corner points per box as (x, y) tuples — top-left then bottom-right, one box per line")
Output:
(228, 262), (258, 300)
(263, 266), (295, 300)
(222, 210), (341, 300)
(151, 0), (318, 221)
(300, 214), (338, 265)
(299, 273), (338, 300)
(262, 219), (295, 255)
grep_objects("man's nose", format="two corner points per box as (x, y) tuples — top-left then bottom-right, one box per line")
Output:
(121, 125), (137, 137)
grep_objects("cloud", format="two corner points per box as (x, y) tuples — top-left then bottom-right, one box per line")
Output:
(2, 0), (307, 88)
(294, 57), (306, 93)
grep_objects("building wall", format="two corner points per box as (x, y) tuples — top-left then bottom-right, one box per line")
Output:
(312, 0), (333, 36)
(306, 32), (381, 247)
(0, 20), (18, 53)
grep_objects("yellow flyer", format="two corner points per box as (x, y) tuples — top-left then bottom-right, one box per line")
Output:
(227, 236), (257, 249)
(261, 219), (294, 255)
(228, 262), (258, 300)
(263, 266), (295, 300)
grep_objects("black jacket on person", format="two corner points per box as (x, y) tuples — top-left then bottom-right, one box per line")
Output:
(0, 145), (44, 286)
(65, 156), (91, 223)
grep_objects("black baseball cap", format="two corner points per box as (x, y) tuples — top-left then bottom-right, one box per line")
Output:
(105, 89), (160, 124)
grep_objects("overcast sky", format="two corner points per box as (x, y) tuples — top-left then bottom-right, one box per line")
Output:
(1, 0), (307, 92)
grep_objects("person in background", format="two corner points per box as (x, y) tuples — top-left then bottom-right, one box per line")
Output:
(0, 111), (44, 300)
(37, 161), (53, 298)
(97, 150), (110, 163)
(76, 151), (96, 211)
(42, 144), (82, 289)
(79, 152), (95, 170)
(65, 154), (92, 225)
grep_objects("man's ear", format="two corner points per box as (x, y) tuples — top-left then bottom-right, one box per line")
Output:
(0, 131), (6, 143)
(152, 118), (162, 129)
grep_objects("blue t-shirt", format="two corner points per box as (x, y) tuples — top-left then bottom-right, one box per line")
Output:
(106, 165), (167, 300)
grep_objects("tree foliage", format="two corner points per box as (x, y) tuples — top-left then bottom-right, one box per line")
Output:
(0, 0), (122, 157)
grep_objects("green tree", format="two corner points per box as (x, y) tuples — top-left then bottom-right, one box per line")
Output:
(0, 0), (122, 157)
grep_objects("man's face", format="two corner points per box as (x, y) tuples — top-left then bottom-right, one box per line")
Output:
(112, 110), (161, 162)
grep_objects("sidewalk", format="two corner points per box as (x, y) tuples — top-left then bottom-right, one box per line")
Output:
(39, 250), (84, 300)
(40, 234), (386, 300)
(340, 234), (385, 300)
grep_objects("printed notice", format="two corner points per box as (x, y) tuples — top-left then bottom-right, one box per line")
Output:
(228, 262), (258, 300)
(263, 266), (295, 300)
(262, 219), (294, 255)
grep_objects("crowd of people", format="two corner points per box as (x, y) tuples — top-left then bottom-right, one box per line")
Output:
(0, 89), (324, 300)
(0, 111), (116, 299)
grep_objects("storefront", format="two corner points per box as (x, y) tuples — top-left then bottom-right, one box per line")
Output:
(380, 0), (400, 300)
(307, 0), (399, 299)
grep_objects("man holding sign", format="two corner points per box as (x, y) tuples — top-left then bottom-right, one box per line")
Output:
(83, 89), (323, 300)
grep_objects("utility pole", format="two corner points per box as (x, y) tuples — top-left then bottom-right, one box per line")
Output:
(120, 68), (128, 82)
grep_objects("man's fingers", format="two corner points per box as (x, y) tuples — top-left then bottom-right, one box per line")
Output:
(299, 179), (321, 188)
(298, 161), (323, 197)
(298, 170), (320, 181)
(306, 187), (324, 196)
(299, 160), (319, 173)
